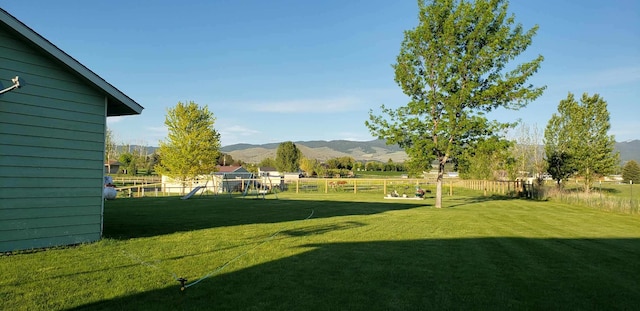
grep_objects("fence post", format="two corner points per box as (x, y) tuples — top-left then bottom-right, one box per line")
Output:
(384, 180), (387, 195)
(483, 180), (487, 196)
(509, 181), (513, 197)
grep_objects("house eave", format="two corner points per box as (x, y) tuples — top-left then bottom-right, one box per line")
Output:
(0, 8), (143, 116)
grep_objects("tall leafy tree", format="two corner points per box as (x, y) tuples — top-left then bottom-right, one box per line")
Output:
(365, 161), (382, 172)
(571, 93), (619, 191)
(544, 103), (575, 187)
(258, 157), (277, 168)
(622, 160), (640, 184)
(275, 141), (301, 173)
(105, 127), (117, 163)
(326, 157), (356, 170)
(299, 156), (319, 177)
(545, 151), (574, 187)
(155, 101), (221, 190)
(145, 151), (161, 176)
(217, 153), (234, 166)
(366, 0), (544, 207)
(118, 152), (135, 175)
(544, 93), (618, 192)
(457, 136), (513, 180)
(509, 123), (546, 180)
(385, 159), (397, 172)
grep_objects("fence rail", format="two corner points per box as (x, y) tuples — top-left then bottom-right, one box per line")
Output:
(110, 178), (441, 198)
(108, 178), (529, 198)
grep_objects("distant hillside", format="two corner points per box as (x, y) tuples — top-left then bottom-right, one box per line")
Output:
(221, 139), (408, 163)
(616, 140), (640, 164)
(221, 139), (640, 165)
(119, 139), (640, 165)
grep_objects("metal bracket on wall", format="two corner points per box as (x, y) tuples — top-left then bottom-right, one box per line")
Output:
(0, 76), (20, 95)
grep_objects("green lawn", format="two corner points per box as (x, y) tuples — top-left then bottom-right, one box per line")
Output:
(1, 192), (639, 310)
(595, 183), (638, 199)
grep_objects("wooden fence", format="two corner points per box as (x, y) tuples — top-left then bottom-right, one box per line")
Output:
(456, 179), (535, 197)
(109, 177), (540, 199)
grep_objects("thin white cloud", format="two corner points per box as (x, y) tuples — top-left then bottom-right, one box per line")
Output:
(221, 125), (261, 137)
(337, 131), (377, 142)
(147, 126), (167, 133)
(133, 126), (167, 145)
(219, 125), (264, 146)
(106, 116), (124, 124)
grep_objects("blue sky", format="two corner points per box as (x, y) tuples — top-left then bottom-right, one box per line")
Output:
(3, 1), (639, 146)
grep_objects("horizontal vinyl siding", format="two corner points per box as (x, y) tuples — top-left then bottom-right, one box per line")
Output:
(0, 197), (98, 209)
(0, 232), (101, 252)
(0, 26), (106, 252)
(0, 205), (100, 220)
(0, 185), (101, 199)
(0, 214), (100, 234)
(0, 122), (103, 143)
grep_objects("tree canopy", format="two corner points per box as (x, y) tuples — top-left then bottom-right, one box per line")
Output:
(275, 141), (301, 173)
(299, 157), (320, 177)
(105, 127), (117, 163)
(258, 157), (277, 169)
(622, 160), (640, 184)
(457, 136), (513, 180)
(366, 0), (544, 207)
(544, 93), (618, 192)
(155, 101), (221, 187)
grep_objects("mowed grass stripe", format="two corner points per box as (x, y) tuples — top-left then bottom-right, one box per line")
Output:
(1, 192), (639, 310)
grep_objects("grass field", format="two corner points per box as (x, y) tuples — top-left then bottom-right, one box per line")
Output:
(1, 191), (639, 310)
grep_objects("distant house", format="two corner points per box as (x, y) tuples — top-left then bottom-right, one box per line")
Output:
(0, 9), (143, 252)
(161, 166), (254, 194)
(161, 174), (210, 194)
(215, 165), (253, 178)
(258, 167), (280, 177)
(213, 166), (254, 192)
(283, 172), (302, 180)
(104, 161), (121, 174)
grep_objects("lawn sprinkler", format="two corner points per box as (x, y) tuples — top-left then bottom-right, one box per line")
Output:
(178, 277), (188, 291)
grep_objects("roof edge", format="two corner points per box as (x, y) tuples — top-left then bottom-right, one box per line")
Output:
(0, 8), (143, 115)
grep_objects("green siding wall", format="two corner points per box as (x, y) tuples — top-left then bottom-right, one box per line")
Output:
(0, 25), (106, 252)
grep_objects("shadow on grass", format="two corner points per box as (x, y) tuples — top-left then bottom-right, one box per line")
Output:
(597, 187), (622, 195)
(445, 194), (528, 208)
(103, 195), (431, 239)
(282, 221), (366, 237)
(70, 237), (640, 311)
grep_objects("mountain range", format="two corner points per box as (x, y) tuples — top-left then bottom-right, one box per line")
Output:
(221, 139), (640, 165)
(221, 139), (408, 163)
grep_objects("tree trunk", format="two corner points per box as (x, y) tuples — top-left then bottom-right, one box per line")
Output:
(584, 167), (591, 193)
(435, 161), (444, 208)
